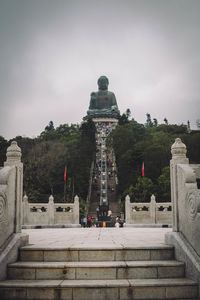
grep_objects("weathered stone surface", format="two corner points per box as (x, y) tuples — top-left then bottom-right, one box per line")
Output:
(166, 285), (198, 299)
(8, 267), (36, 280)
(117, 267), (157, 279)
(23, 195), (80, 226)
(115, 249), (150, 261)
(73, 287), (118, 300)
(44, 250), (79, 262)
(76, 267), (116, 280)
(59, 288), (73, 300)
(150, 248), (173, 260)
(20, 250), (44, 261)
(125, 196), (172, 225)
(0, 141), (28, 281)
(157, 265), (184, 278)
(26, 287), (55, 300)
(120, 287), (134, 300)
(79, 250), (114, 261)
(36, 267), (75, 280)
(0, 287), (26, 300)
(133, 286), (165, 299)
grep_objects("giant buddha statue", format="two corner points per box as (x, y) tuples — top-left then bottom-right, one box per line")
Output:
(84, 76), (120, 120)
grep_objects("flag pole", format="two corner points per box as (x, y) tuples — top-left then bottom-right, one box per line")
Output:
(64, 166), (67, 202)
(142, 162), (144, 177)
(72, 177), (74, 201)
(64, 181), (66, 202)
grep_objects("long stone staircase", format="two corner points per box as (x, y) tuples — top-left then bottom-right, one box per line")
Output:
(0, 243), (198, 300)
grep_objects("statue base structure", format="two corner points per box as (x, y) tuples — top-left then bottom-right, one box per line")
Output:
(89, 117), (118, 126)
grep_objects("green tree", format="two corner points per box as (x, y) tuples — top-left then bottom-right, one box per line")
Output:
(153, 118), (158, 126)
(45, 121), (54, 131)
(0, 136), (9, 166)
(132, 177), (155, 202)
(125, 108), (131, 119)
(118, 113), (129, 125)
(157, 166), (170, 202)
(145, 113), (153, 128)
(164, 118), (168, 125)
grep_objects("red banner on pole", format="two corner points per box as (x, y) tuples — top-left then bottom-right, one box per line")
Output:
(142, 162), (144, 177)
(64, 166), (67, 182)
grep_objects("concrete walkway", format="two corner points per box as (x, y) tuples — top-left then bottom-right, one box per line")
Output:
(22, 227), (172, 249)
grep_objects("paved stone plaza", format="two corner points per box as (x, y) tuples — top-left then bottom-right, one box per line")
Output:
(22, 227), (172, 249)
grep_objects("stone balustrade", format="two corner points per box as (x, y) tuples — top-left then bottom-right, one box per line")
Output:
(0, 141), (28, 280)
(165, 138), (200, 294)
(125, 194), (172, 225)
(22, 194), (80, 227)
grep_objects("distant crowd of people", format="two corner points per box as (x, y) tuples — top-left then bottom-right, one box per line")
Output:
(83, 121), (121, 228)
(81, 214), (124, 228)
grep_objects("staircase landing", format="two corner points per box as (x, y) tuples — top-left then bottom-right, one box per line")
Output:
(0, 228), (199, 300)
(20, 227), (172, 249)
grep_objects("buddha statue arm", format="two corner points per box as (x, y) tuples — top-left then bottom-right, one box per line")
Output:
(89, 92), (97, 109)
(110, 92), (118, 108)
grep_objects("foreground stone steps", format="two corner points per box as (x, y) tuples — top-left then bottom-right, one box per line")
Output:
(7, 260), (184, 280)
(0, 278), (198, 300)
(0, 245), (199, 299)
(19, 246), (174, 262)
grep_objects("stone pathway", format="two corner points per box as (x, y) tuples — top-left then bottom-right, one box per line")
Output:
(22, 227), (172, 249)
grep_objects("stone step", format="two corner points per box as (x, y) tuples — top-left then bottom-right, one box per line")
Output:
(19, 246), (174, 262)
(0, 278), (198, 300)
(7, 260), (184, 280)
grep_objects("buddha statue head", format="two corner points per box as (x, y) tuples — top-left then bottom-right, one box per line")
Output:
(97, 76), (109, 91)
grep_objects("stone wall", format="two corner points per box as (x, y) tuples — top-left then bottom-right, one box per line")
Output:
(22, 194), (80, 227)
(165, 138), (200, 295)
(0, 141), (28, 280)
(125, 194), (172, 225)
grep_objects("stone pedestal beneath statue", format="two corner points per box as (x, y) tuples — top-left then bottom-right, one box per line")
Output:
(92, 117), (118, 125)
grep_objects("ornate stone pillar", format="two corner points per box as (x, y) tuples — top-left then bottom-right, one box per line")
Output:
(74, 195), (79, 224)
(125, 195), (131, 224)
(4, 141), (23, 233)
(150, 194), (156, 223)
(48, 195), (54, 225)
(22, 194), (29, 225)
(170, 138), (188, 231)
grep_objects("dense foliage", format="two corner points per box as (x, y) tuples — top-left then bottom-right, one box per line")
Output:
(0, 120), (96, 203)
(107, 114), (200, 203)
(1, 114), (200, 208)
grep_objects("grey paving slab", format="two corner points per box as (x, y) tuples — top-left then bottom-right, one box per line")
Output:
(22, 227), (172, 249)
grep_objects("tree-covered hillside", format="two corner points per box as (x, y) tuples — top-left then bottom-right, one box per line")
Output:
(0, 119), (96, 203)
(107, 114), (200, 203)
(1, 114), (199, 208)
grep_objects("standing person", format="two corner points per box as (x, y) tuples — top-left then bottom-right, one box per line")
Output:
(82, 216), (87, 228)
(115, 221), (120, 228)
(96, 206), (100, 219)
(108, 209), (112, 217)
(87, 216), (92, 227)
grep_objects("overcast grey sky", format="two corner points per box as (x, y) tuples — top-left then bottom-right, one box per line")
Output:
(0, 0), (200, 139)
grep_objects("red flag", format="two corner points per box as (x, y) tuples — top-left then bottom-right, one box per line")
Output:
(142, 162), (144, 177)
(64, 166), (67, 182)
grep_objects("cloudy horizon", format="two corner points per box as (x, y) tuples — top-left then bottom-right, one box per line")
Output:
(0, 0), (200, 140)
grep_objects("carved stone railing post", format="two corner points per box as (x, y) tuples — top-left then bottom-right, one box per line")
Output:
(74, 195), (79, 224)
(150, 194), (156, 223)
(4, 141), (23, 233)
(48, 195), (54, 225)
(125, 195), (131, 223)
(170, 138), (188, 231)
(22, 194), (29, 225)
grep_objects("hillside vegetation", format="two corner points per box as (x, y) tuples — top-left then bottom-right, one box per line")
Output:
(0, 115), (199, 208)
(107, 114), (200, 204)
(0, 120), (96, 204)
